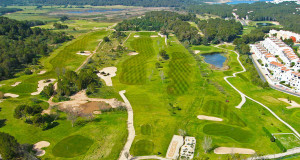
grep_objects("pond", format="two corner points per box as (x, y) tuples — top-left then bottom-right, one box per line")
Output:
(202, 52), (227, 68)
(67, 9), (124, 14)
(257, 22), (274, 27)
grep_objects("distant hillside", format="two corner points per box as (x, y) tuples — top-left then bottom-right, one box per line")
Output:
(2, 0), (198, 7)
(0, 8), (22, 15)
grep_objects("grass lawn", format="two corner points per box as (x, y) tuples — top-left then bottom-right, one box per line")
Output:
(274, 134), (300, 150)
(192, 45), (224, 54)
(52, 135), (94, 158)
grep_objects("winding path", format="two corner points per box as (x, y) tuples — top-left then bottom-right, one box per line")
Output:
(224, 49), (300, 158)
(119, 90), (135, 160)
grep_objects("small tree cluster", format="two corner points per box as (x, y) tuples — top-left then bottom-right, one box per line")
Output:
(159, 50), (169, 60)
(40, 83), (54, 98)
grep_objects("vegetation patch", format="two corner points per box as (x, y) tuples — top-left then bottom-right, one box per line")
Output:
(203, 123), (253, 143)
(132, 139), (154, 156)
(274, 134), (300, 150)
(120, 37), (155, 85)
(52, 135), (94, 158)
(141, 124), (152, 135)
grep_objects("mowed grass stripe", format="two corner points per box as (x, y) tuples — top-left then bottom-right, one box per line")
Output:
(120, 37), (155, 85)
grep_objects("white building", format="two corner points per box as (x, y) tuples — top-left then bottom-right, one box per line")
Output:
(250, 37), (300, 91)
(269, 29), (300, 42)
(272, 0), (300, 4)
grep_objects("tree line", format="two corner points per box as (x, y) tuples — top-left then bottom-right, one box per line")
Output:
(0, 16), (73, 80)
(0, 8), (22, 15)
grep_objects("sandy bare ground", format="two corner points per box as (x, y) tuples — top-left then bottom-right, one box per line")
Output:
(4, 93), (19, 98)
(214, 147), (255, 154)
(38, 70), (46, 75)
(11, 82), (21, 87)
(150, 35), (159, 37)
(134, 35), (140, 38)
(128, 52), (139, 56)
(97, 67), (117, 86)
(76, 51), (91, 56)
(197, 115), (223, 121)
(166, 135), (184, 159)
(194, 50), (200, 54)
(31, 79), (56, 95)
(33, 141), (50, 156)
(48, 90), (125, 114)
(278, 98), (300, 109)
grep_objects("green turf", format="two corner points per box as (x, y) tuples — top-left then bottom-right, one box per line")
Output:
(52, 135), (94, 158)
(141, 124), (152, 135)
(274, 134), (300, 150)
(133, 140), (154, 156)
(119, 37), (155, 85)
(203, 123), (253, 143)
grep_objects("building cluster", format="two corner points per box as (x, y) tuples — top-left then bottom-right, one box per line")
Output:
(269, 29), (300, 43)
(271, 0), (300, 4)
(250, 37), (300, 92)
(166, 135), (196, 160)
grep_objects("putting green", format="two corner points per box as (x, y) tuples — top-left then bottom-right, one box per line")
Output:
(132, 139), (154, 156)
(52, 135), (94, 158)
(203, 123), (253, 143)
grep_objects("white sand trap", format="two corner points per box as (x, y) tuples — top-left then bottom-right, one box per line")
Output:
(4, 93), (19, 98)
(38, 70), (46, 75)
(214, 147), (255, 154)
(166, 135), (184, 159)
(150, 35), (159, 37)
(33, 141), (50, 156)
(97, 67), (117, 86)
(194, 50), (200, 54)
(0, 84), (5, 87)
(278, 98), (300, 109)
(31, 79), (56, 95)
(11, 82), (21, 87)
(134, 35), (140, 38)
(76, 51), (91, 56)
(197, 115), (223, 121)
(128, 52), (139, 56)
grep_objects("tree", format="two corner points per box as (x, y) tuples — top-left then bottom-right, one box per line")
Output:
(66, 109), (78, 127)
(159, 50), (169, 60)
(60, 16), (69, 22)
(0, 132), (20, 160)
(103, 36), (110, 42)
(202, 136), (212, 153)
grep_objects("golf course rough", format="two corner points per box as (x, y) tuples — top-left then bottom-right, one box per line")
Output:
(52, 135), (94, 158)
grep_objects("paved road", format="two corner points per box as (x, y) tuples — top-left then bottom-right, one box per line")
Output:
(248, 147), (300, 160)
(132, 155), (168, 160)
(119, 90), (136, 160)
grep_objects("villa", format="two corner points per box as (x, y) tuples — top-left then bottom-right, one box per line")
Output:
(250, 36), (300, 92)
(269, 29), (300, 43)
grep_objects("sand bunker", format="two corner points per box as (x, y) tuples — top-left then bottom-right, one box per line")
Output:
(97, 67), (117, 86)
(214, 147), (255, 154)
(150, 35), (159, 37)
(134, 35), (140, 38)
(33, 141), (50, 156)
(194, 50), (200, 54)
(197, 115), (223, 121)
(76, 51), (91, 56)
(278, 98), (300, 109)
(11, 82), (21, 87)
(38, 70), (46, 75)
(31, 79), (56, 95)
(4, 93), (19, 98)
(128, 52), (139, 56)
(0, 84), (5, 87)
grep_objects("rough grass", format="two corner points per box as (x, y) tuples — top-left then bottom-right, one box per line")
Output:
(274, 134), (300, 150)
(119, 37), (155, 85)
(52, 135), (94, 158)
(203, 123), (253, 143)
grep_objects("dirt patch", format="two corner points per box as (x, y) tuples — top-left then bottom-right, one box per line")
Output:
(76, 51), (91, 56)
(79, 101), (111, 114)
(11, 82), (21, 87)
(128, 52), (139, 56)
(38, 70), (46, 75)
(134, 35), (140, 38)
(197, 115), (223, 121)
(4, 93), (19, 98)
(150, 35), (158, 37)
(278, 98), (300, 109)
(214, 147), (255, 154)
(33, 141), (50, 156)
(97, 67), (117, 86)
(31, 79), (55, 95)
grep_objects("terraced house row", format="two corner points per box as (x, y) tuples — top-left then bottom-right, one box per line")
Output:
(250, 37), (300, 92)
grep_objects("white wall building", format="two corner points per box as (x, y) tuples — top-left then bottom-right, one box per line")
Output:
(269, 29), (300, 42)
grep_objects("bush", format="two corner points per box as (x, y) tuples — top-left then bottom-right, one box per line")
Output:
(24, 68), (32, 75)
